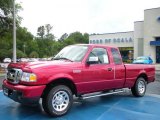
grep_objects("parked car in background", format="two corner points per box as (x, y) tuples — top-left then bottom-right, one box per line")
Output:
(133, 56), (153, 64)
(28, 58), (39, 62)
(3, 58), (11, 63)
(39, 58), (47, 61)
(20, 58), (28, 62)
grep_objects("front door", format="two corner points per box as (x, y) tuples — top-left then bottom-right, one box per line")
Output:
(82, 47), (114, 93)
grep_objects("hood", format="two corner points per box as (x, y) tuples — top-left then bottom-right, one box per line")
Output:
(8, 60), (77, 71)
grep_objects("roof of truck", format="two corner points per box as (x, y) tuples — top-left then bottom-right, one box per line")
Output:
(75, 44), (118, 49)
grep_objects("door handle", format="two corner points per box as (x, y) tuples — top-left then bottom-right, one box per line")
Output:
(107, 68), (112, 71)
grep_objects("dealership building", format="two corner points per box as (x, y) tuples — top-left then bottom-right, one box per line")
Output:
(89, 7), (160, 63)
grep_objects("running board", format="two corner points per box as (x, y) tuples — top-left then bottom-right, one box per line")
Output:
(78, 89), (124, 100)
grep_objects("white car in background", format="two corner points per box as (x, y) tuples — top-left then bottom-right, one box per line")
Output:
(3, 58), (11, 63)
(20, 58), (28, 62)
(28, 58), (39, 62)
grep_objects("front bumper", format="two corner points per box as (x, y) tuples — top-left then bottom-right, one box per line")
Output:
(2, 80), (46, 104)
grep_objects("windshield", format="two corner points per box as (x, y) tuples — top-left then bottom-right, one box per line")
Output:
(54, 45), (88, 62)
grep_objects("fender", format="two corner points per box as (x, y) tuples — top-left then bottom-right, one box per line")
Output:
(124, 68), (147, 88)
(47, 73), (74, 84)
(138, 69), (146, 77)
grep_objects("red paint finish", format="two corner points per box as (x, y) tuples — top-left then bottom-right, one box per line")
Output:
(3, 44), (155, 101)
(3, 80), (46, 98)
(124, 64), (155, 87)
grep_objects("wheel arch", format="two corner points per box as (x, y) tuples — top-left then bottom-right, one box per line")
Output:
(137, 73), (148, 83)
(42, 77), (77, 98)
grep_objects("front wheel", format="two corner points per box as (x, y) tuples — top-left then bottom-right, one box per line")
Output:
(42, 85), (73, 116)
(131, 77), (146, 97)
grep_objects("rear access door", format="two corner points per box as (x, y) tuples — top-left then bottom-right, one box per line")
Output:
(110, 48), (126, 88)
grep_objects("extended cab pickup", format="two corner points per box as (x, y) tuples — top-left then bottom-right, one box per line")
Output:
(2, 44), (155, 116)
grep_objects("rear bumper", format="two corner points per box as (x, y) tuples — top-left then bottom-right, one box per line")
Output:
(2, 80), (46, 104)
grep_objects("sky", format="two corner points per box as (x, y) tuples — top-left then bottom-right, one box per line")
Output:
(17, 0), (160, 39)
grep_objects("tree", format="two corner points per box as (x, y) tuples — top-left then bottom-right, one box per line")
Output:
(29, 51), (39, 58)
(0, 49), (10, 61)
(83, 33), (89, 43)
(59, 33), (68, 42)
(63, 31), (89, 44)
(0, 25), (35, 60)
(45, 33), (55, 40)
(45, 24), (55, 40)
(67, 31), (84, 43)
(0, 0), (22, 36)
(45, 24), (53, 35)
(7, 49), (27, 58)
(0, 0), (24, 61)
(37, 24), (55, 40)
(37, 26), (45, 39)
(16, 49), (27, 58)
(16, 27), (34, 56)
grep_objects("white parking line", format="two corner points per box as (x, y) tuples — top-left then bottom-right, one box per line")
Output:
(146, 93), (160, 98)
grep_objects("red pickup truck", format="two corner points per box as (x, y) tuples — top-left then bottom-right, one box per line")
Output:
(2, 44), (155, 116)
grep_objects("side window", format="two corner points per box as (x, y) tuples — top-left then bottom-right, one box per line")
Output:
(88, 48), (109, 64)
(111, 48), (122, 64)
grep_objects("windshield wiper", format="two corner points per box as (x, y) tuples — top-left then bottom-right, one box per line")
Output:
(53, 57), (73, 62)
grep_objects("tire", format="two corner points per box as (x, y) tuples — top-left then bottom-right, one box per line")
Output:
(42, 85), (73, 116)
(131, 77), (146, 97)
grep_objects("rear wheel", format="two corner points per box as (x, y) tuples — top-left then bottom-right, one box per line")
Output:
(131, 77), (146, 97)
(42, 85), (73, 116)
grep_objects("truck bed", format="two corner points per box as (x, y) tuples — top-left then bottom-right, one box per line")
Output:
(124, 64), (155, 88)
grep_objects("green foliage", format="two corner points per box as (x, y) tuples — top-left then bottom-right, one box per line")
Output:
(0, 25), (89, 61)
(51, 31), (89, 56)
(36, 38), (54, 57)
(29, 51), (39, 58)
(0, 49), (26, 61)
(0, 1), (89, 61)
(37, 26), (45, 39)
(8, 49), (27, 58)
(67, 32), (84, 43)
(0, 26), (34, 61)
(0, 49), (10, 60)
(45, 24), (53, 35)
(64, 31), (89, 44)
(16, 49), (27, 58)
(83, 33), (89, 43)
(0, 0), (12, 12)
(0, 0), (22, 36)
(58, 33), (68, 42)
(37, 24), (55, 40)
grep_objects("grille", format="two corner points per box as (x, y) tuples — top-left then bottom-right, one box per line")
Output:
(7, 68), (23, 84)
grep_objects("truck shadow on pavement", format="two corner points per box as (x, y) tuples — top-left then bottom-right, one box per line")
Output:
(0, 92), (160, 120)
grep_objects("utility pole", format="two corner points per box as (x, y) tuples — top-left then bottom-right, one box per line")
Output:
(13, 0), (16, 63)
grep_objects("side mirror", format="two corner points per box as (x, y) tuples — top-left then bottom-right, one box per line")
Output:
(87, 56), (99, 64)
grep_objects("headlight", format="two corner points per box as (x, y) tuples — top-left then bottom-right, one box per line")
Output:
(21, 72), (37, 82)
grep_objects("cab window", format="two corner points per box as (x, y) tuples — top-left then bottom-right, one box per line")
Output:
(88, 48), (109, 64)
(111, 48), (122, 64)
